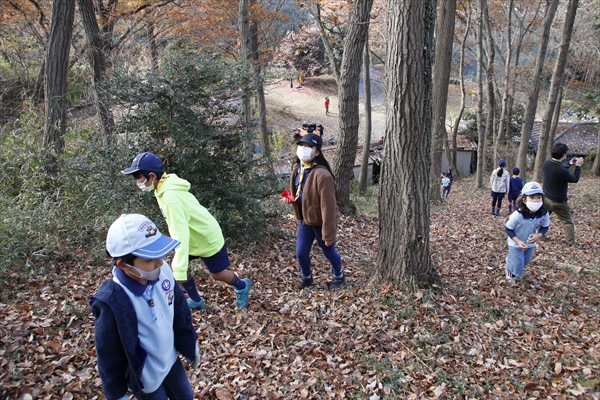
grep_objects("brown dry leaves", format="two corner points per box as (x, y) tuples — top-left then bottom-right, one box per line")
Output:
(0, 176), (598, 399)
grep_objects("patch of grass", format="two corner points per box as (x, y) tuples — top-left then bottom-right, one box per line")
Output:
(350, 182), (379, 216)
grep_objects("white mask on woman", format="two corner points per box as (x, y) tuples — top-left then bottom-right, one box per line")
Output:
(297, 146), (315, 162)
(526, 201), (543, 212)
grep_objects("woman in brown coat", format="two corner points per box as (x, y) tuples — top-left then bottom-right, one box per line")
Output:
(281, 133), (345, 289)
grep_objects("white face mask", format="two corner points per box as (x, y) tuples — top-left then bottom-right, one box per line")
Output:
(297, 146), (315, 162)
(137, 178), (155, 192)
(126, 263), (161, 281)
(526, 201), (543, 212)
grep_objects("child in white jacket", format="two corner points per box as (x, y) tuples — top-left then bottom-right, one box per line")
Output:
(490, 159), (510, 216)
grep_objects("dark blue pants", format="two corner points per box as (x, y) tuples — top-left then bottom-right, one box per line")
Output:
(132, 358), (193, 400)
(296, 221), (343, 278)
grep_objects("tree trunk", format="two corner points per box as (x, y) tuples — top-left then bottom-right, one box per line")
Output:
(593, 130), (600, 175)
(250, 0), (270, 159)
(475, 1), (486, 188)
(494, 0), (514, 160)
(449, 4), (473, 176)
(331, 0), (373, 215)
(546, 86), (563, 157)
(533, 0), (579, 182)
(430, 0), (456, 201)
(374, 0), (439, 288)
(482, 0), (496, 165)
(358, 35), (372, 192)
(146, 20), (159, 72)
(78, 0), (115, 142)
(516, 0), (560, 177)
(312, 2), (341, 85)
(238, 0), (254, 159)
(43, 0), (75, 170)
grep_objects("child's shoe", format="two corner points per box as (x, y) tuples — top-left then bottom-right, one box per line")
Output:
(329, 274), (346, 290)
(234, 278), (251, 308)
(299, 275), (314, 289)
(187, 297), (206, 310)
(495, 208), (501, 216)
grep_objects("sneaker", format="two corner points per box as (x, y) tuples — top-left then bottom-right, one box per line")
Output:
(329, 274), (346, 290)
(234, 278), (251, 308)
(187, 297), (206, 310)
(299, 275), (314, 289)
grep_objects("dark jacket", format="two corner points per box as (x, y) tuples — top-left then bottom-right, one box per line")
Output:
(89, 278), (197, 400)
(290, 165), (339, 243)
(542, 159), (580, 203)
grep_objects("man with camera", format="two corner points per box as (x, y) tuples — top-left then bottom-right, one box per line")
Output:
(541, 142), (584, 246)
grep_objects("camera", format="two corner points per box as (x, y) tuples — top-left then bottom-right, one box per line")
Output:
(572, 157), (579, 162)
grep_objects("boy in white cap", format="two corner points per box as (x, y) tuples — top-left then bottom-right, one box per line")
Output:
(121, 152), (251, 309)
(504, 182), (550, 285)
(89, 214), (199, 400)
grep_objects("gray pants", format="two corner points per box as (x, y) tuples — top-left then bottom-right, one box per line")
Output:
(544, 197), (575, 245)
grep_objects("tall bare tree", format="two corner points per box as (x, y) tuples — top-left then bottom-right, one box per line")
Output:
(331, 0), (373, 215)
(430, 0), (456, 201)
(516, 0), (560, 177)
(358, 34), (372, 192)
(374, 0), (439, 287)
(312, 2), (341, 84)
(475, 0), (486, 187)
(238, 0), (254, 159)
(43, 0), (75, 170)
(494, 0), (514, 161)
(77, 0), (115, 141)
(481, 0), (496, 164)
(533, 0), (579, 181)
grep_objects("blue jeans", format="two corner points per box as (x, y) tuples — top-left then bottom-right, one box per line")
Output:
(296, 221), (342, 277)
(131, 359), (193, 400)
(505, 245), (534, 278)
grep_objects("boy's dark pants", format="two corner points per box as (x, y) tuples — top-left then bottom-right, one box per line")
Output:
(544, 197), (575, 245)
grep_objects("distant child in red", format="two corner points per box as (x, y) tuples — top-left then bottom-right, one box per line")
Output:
(324, 97), (330, 115)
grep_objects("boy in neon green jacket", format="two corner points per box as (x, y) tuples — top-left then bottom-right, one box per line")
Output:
(122, 152), (251, 309)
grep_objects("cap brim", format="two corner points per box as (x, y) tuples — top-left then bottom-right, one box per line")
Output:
(121, 166), (139, 174)
(131, 236), (181, 259)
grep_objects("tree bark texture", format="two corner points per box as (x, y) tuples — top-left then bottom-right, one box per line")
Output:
(482, 0), (496, 165)
(238, 0), (254, 159)
(250, 0), (270, 159)
(313, 2), (341, 85)
(78, 0), (115, 141)
(374, 0), (438, 288)
(516, 0), (560, 177)
(332, 0), (373, 215)
(533, 0), (579, 182)
(43, 0), (75, 162)
(358, 36), (372, 192)
(475, 1), (486, 188)
(495, 0), (514, 159)
(430, 0), (456, 201)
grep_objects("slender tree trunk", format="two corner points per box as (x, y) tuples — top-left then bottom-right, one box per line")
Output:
(546, 86), (563, 156)
(250, 0), (270, 159)
(482, 0), (496, 165)
(375, 0), (439, 288)
(238, 0), (254, 159)
(332, 0), (373, 215)
(430, 0), (456, 201)
(516, 0), (560, 177)
(449, 4), (473, 176)
(43, 0), (75, 171)
(475, 1), (486, 188)
(146, 20), (159, 72)
(33, 58), (46, 103)
(495, 0), (514, 159)
(312, 2), (341, 85)
(78, 0), (115, 142)
(359, 35), (372, 192)
(533, 0), (579, 181)
(593, 130), (600, 175)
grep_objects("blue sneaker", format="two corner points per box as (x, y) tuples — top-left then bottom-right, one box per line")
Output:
(234, 278), (251, 308)
(187, 297), (206, 310)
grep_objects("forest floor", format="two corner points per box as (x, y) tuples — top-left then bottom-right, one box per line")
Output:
(1, 76), (599, 399)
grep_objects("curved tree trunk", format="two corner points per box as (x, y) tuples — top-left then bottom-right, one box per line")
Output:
(358, 36), (372, 192)
(374, 0), (439, 288)
(312, 2), (340, 84)
(533, 0), (579, 182)
(78, 0), (115, 142)
(516, 0), (560, 177)
(430, 0), (456, 201)
(331, 0), (373, 215)
(43, 0), (76, 171)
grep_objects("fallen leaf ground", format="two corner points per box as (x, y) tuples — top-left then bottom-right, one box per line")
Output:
(1, 174), (599, 399)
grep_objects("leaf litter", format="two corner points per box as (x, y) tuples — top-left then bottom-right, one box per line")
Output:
(0, 175), (598, 399)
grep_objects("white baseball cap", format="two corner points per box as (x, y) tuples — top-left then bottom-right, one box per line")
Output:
(522, 181), (544, 196)
(106, 214), (180, 259)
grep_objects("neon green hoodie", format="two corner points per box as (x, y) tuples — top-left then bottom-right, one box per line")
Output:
(154, 174), (225, 281)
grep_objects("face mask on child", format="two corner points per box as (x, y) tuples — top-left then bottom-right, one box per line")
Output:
(126, 264), (161, 281)
(526, 201), (543, 212)
(137, 178), (155, 192)
(297, 146), (315, 162)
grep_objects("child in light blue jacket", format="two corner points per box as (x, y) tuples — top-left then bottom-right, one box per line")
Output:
(504, 182), (550, 284)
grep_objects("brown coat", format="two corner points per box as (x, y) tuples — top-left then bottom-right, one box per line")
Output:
(290, 165), (339, 243)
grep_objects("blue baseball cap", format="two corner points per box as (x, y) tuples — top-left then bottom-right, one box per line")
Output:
(121, 152), (163, 175)
(106, 214), (180, 259)
(498, 159), (506, 167)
